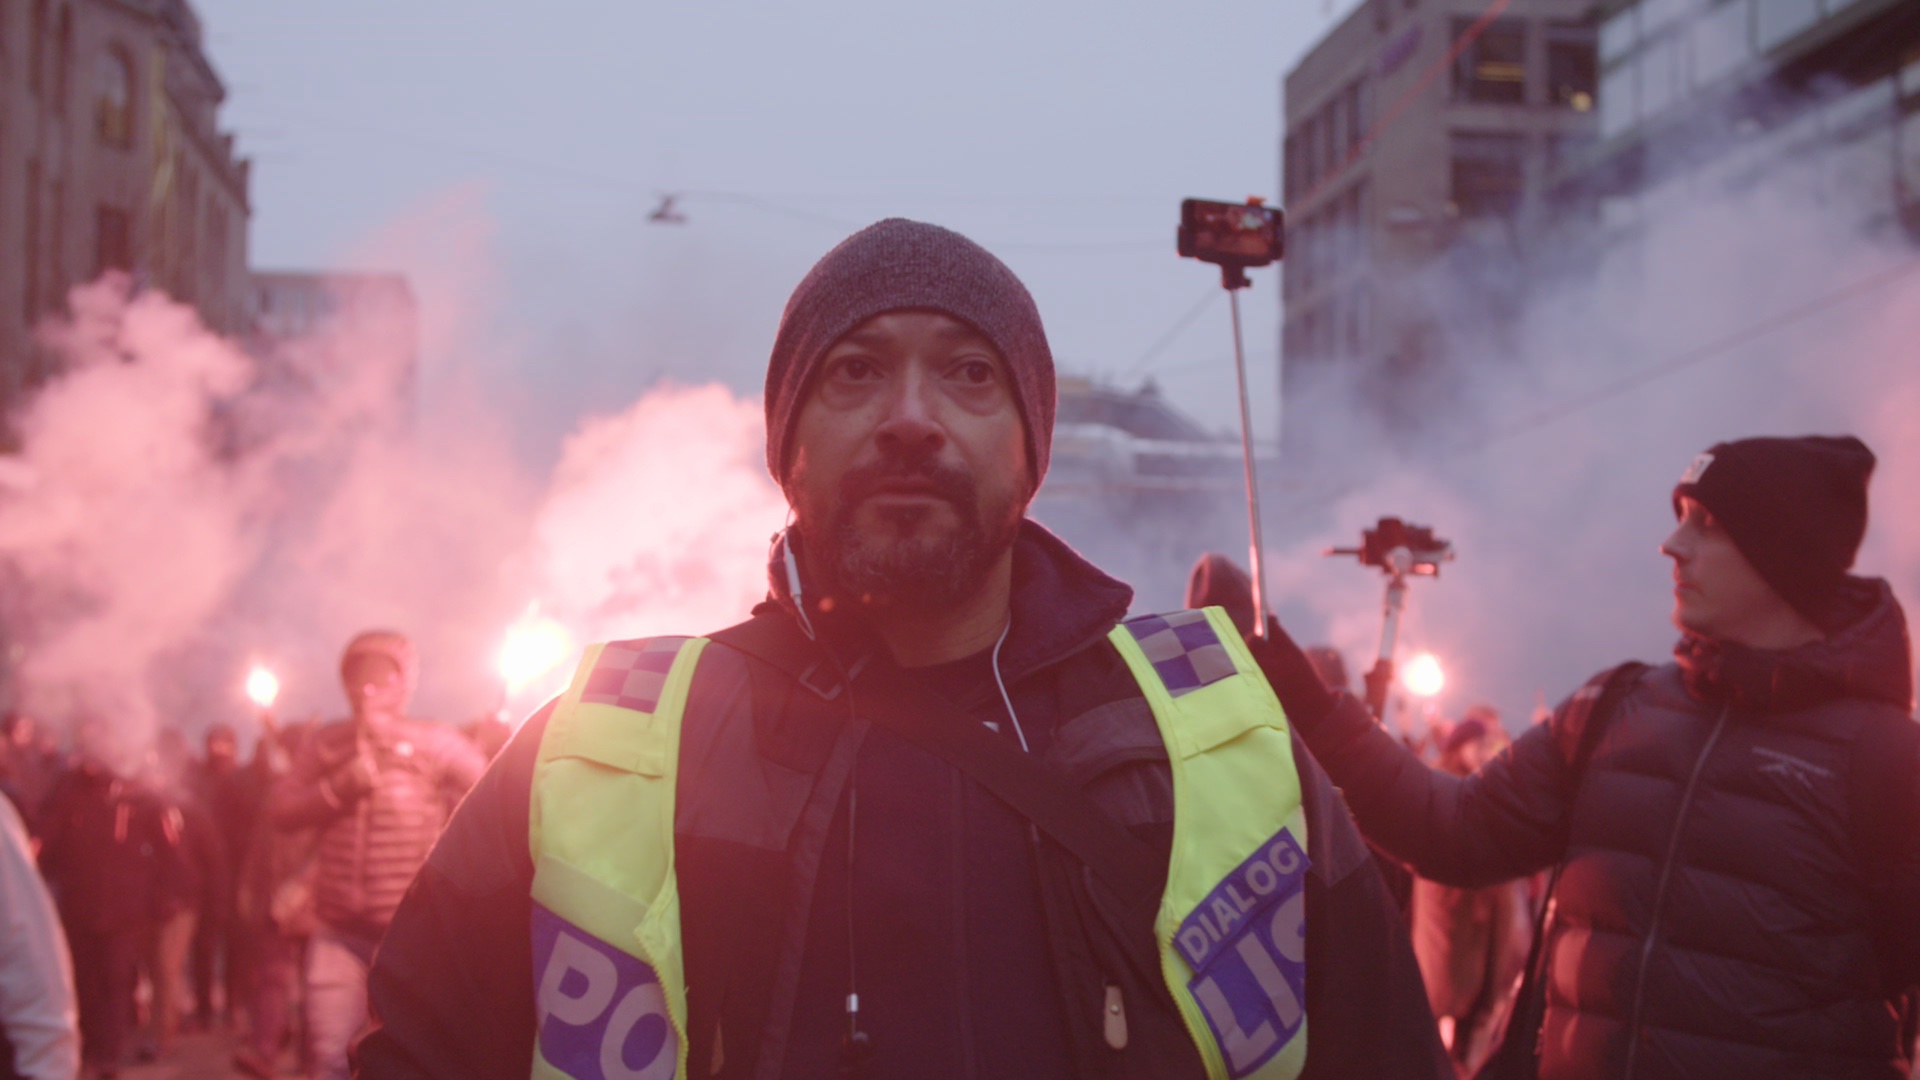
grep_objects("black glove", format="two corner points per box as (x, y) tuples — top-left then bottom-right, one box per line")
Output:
(1245, 617), (1338, 729)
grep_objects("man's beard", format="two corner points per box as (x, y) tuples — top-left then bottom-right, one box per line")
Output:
(800, 457), (1023, 615)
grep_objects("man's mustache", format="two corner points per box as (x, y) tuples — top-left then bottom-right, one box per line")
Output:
(839, 458), (975, 508)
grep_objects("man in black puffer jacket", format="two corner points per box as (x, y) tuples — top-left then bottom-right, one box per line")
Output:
(1254, 435), (1920, 1079)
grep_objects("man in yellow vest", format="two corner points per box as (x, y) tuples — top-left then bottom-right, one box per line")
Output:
(354, 219), (1445, 1080)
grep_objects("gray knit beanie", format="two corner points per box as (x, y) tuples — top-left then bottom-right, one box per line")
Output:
(763, 218), (1056, 488)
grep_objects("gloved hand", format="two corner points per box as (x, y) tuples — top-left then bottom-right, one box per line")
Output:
(1244, 617), (1338, 730)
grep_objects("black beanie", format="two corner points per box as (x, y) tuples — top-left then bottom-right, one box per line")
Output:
(763, 219), (1056, 488)
(1671, 435), (1875, 622)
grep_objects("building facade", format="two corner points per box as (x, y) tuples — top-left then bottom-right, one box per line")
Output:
(0, 0), (249, 417)
(1560, 0), (1919, 236)
(1280, 0), (1598, 438)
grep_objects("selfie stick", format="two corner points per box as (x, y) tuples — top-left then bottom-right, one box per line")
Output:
(1178, 197), (1284, 642)
(1223, 279), (1271, 640)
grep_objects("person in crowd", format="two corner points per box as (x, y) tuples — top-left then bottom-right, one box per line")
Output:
(1252, 435), (1920, 1078)
(355, 218), (1446, 1079)
(36, 722), (182, 1080)
(1185, 552), (1257, 636)
(232, 716), (317, 1080)
(1, 791), (79, 1080)
(190, 723), (252, 1032)
(269, 633), (484, 1080)
(1, 714), (60, 829)
(1407, 711), (1530, 1078)
(137, 729), (227, 1059)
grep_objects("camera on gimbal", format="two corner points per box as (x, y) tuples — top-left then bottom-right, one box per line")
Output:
(1326, 517), (1454, 578)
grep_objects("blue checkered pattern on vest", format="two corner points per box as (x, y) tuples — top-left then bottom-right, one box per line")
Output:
(1123, 610), (1239, 697)
(581, 636), (690, 714)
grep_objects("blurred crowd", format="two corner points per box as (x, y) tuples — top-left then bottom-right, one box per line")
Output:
(0, 631), (495, 1080)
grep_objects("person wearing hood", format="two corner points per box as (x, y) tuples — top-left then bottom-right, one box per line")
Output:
(269, 632), (485, 1080)
(353, 219), (1445, 1080)
(1251, 435), (1920, 1079)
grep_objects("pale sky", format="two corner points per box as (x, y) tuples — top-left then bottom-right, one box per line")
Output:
(195, 0), (1364, 459)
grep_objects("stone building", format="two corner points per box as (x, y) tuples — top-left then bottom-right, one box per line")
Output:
(1279, 0), (1599, 440)
(0, 0), (249, 414)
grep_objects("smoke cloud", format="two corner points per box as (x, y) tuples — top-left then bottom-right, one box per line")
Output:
(1260, 124), (1920, 731)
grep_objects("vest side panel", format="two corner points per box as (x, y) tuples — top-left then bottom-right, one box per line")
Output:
(1109, 606), (1309, 1080)
(528, 636), (709, 1080)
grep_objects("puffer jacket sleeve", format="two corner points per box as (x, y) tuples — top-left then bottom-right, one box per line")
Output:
(352, 704), (550, 1080)
(1292, 731), (1450, 1079)
(1294, 690), (1582, 889)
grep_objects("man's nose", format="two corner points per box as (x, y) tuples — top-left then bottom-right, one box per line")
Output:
(874, 369), (944, 464)
(1659, 526), (1688, 561)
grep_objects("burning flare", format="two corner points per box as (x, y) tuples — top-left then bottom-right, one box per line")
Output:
(246, 665), (281, 709)
(1401, 652), (1446, 699)
(499, 608), (574, 698)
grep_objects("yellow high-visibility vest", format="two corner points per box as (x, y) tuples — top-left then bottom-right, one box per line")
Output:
(525, 607), (1308, 1080)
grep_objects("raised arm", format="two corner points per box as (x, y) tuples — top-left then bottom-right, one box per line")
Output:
(1249, 622), (1584, 889)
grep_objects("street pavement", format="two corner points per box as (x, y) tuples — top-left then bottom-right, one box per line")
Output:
(120, 1030), (283, 1080)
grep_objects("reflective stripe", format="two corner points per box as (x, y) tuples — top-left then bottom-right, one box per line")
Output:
(1112, 606), (1309, 1080)
(529, 637), (709, 1080)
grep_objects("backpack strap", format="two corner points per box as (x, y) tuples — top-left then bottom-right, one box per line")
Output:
(708, 612), (1164, 912)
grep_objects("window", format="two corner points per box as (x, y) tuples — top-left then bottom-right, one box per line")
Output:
(28, 0), (47, 98)
(1639, 34), (1683, 118)
(1546, 23), (1597, 110)
(49, 179), (64, 302)
(1599, 6), (1636, 63)
(1450, 131), (1527, 218)
(1454, 18), (1528, 104)
(52, 5), (71, 113)
(23, 160), (41, 318)
(1600, 59), (1638, 137)
(1344, 80), (1366, 153)
(1693, 1), (1752, 87)
(1755, 0), (1817, 51)
(1284, 132), (1300, 202)
(96, 48), (133, 147)
(95, 205), (131, 275)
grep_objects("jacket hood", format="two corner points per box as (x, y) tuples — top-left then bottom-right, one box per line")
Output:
(1675, 576), (1913, 711)
(760, 519), (1135, 681)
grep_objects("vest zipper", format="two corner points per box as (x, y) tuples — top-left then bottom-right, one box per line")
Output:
(1621, 704), (1730, 1080)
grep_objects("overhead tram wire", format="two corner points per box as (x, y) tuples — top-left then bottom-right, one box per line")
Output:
(1121, 287), (1224, 381)
(236, 104), (1186, 253)
(1272, 255), (1920, 517)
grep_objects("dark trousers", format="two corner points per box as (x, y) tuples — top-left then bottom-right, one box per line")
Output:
(68, 926), (141, 1071)
(192, 911), (244, 1024)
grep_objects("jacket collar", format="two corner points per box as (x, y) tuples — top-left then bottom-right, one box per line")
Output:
(759, 518), (1135, 685)
(1674, 576), (1914, 712)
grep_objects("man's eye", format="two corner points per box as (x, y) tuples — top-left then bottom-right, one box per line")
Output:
(953, 360), (997, 385)
(835, 357), (878, 380)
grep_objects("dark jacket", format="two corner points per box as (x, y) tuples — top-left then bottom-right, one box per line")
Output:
(269, 718), (484, 937)
(355, 521), (1445, 1079)
(1293, 577), (1920, 1080)
(36, 767), (183, 934)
